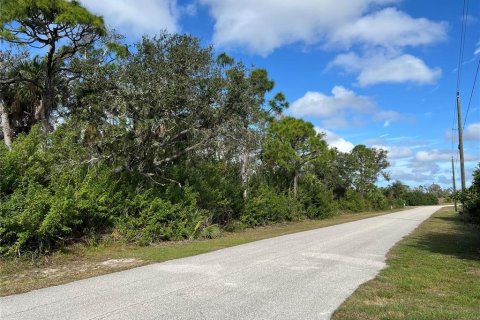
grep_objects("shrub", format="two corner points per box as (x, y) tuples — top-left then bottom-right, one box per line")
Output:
(298, 174), (337, 219)
(339, 190), (367, 212)
(241, 185), (302, 226)
(0, 127), (118, 256)
(115, 187), (212, 245)
(404, 191), (438, 206)
(365, 189), (389, 211)
(460, 164), (480, 223)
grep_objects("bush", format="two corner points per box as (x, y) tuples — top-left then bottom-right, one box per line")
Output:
(365, 189), (389, 211)
(404, 191), (438, 206)
(241, 185), (302, 226)
(0, 127), (118, 256)
(339, 190), (368, 212)
(460, 164), (480, 223)
(116, 187), (212, 245)
(298, 174), (337, 219)
(164, 160), (243, 225)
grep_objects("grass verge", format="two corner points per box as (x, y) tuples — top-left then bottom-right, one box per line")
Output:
(332, 207), (480, 320)
(1, 208), (403, 297)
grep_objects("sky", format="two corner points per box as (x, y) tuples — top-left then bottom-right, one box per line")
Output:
(80, 0), (480, 188)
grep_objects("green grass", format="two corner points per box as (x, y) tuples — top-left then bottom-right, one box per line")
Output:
(1, 209), (402, 297)
(332, 207), (480, 320)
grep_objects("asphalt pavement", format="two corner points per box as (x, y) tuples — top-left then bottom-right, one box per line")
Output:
(0, 205), (444, 320)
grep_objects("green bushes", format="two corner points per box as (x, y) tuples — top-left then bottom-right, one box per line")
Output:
(0, 127), (118, 255)
(404, 191), (439, 206)
(0, 126), (409, 257)
(298, 174), (337, 219)
(0, 128), (220, 255)
(339, 190), (368, 212)
(116, 188), (213, 244)
(460, 163), (480, 224)
(241, 185), (302, 226)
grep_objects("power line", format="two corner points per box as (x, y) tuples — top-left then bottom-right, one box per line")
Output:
(463, 58), (480, 129)
(456, 0), (470, 91)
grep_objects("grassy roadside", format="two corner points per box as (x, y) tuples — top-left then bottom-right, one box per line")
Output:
(1, 208), (404, 297)
(332, 207), (480, 320)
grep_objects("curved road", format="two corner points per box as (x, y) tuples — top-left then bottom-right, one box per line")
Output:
(1, 206), (444, 320)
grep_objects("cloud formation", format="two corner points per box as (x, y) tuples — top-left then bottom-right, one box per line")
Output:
(199, 0), (446, 56)
(316, 128), (355, 152)
(329, 52), (442, 86)
(415, 149), (477, 162)
(81, 0), (180, 36)
(371, 145), (413, 159)
(445, 123), (480, 141)
(464, 123), (480, 141)
(328, 8), (447, 49)
(290, 86), (402, 128)
(199, 0), (403, 56)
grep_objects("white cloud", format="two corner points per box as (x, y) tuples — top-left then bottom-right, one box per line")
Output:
(329, 8), (447, 49)
(290, 86), (403, 128)
(329, 52), (442, 86)
(415, 149), (477, 162)
(316, 128), (354, 152)
(81, 0), (180, 36)
(415, 149), (452, 162)
(290, 86), (375, 118)
(200, 1), (446, 58)
(446, 123), (480, 141)
(371, 145), (413, 159)
(199, 0), (410, 56)
(464, 123), (480, 141)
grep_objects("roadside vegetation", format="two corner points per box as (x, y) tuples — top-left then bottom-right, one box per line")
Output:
(0, 0), (452, 260)
(0, 209), (400, 296)
(332, 207), (480, 320)
(458, 164), (480, 225)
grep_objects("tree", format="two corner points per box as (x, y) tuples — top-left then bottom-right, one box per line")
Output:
(0, 50), (32, 149)
(386, 180), (409, 199)
(427, 183), (444, 198)
(206, 54), (287, 199)
(1, 53), (56, 149)
(262, 116), (327, 197)
(347, 145), (390, 194)
(74, 34), (229, 178)
(0, 0), (106, 132)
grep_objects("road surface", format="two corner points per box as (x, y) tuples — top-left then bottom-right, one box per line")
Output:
(0, 206), (444, 320)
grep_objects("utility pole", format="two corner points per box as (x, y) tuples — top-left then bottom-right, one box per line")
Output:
(451, 157), (457, 212)
(456, 92), (466, 191)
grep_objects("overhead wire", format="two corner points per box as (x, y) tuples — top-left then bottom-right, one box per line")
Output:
(463, 59), (480, 129)
(456, 0), (469, 92)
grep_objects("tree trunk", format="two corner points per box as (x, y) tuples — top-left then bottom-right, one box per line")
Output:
(39, 41), (55, 133)
(35, 98), (53, 133)
(241, 146), (249, 200)
(0, 100), (12, 149)
(293, 170), (299, 198)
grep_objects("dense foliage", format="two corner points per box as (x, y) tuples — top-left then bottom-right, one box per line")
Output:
(460, 163), (480, 223)
(0, 0), (447, 256)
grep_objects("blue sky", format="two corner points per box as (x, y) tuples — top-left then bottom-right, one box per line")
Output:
(80, 0), (480, 188)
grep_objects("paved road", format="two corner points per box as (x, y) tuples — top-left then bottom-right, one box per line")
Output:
(1, 206), (444, 320)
